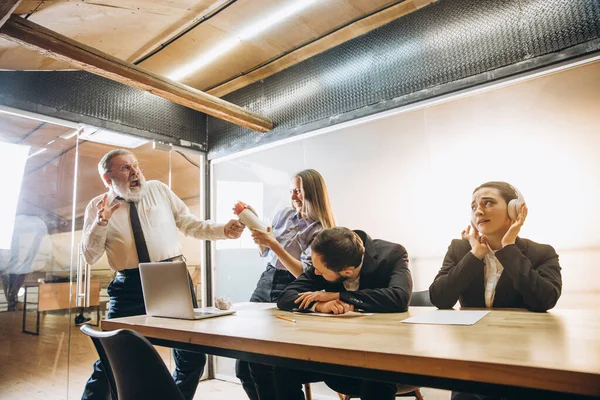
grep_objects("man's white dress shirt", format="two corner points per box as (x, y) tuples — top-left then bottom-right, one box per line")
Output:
(82, 180), (226, 272)
(483, 247), (504, 308)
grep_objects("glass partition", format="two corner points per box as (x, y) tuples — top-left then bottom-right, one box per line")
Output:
(171, 147), (206, 308)
(0, 112), (79, 399)
(68, 140), (208, 396)
(0, 113), (210, 398)
(171, 147), (208, 382)
(212, 141), (306, 303)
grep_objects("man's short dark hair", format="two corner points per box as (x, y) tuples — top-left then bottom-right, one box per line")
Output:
(311, 227), (365, 272)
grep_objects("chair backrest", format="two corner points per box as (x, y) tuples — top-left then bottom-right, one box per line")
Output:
(409, 290), (433, 307)
(81, 325), (185, 400)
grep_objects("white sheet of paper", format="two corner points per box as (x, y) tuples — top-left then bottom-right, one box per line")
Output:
(401, 310), (489, 325)
(294, 311), (373, 318)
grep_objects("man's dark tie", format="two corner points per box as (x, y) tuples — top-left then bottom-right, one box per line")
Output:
(126, 200), (151, 263)
(116, 196), (197, 306)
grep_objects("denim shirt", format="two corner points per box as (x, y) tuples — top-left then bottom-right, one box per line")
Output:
(262, 208), (322, 272)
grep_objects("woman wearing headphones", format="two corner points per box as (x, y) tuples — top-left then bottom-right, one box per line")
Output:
(429, 181), (562, 313)
(236, 168), (335, 400)
(429, 181), (562, 400)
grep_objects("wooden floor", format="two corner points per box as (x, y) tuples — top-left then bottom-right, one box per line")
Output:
(0, 310), (448, 399)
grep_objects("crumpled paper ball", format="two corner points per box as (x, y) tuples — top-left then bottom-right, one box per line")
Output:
(215, 296), (232, 310)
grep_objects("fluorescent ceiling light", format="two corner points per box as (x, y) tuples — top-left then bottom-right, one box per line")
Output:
(79, 125), (149, 148)
(0, 105), (79, 129)
(168, 0), (318, 81)
(0, 142), (29, 249)
(59, 128), (81, 140)
(27, 148), (47, 159)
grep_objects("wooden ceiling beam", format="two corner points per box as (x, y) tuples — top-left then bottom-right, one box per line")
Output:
(0, 15), (273, 133)
(0, 0), (22, 28)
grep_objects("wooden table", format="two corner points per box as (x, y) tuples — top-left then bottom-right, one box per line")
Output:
(23, 280), (101, 335)
(102, 304), (600, 399)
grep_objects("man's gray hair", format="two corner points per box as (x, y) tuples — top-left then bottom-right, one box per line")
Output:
(98, 149), (134, 177)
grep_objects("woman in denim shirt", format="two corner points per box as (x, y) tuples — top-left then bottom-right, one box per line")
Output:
(237, 168), (335, 400)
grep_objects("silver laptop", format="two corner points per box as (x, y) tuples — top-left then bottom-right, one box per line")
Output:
(139, 261), (235, 320)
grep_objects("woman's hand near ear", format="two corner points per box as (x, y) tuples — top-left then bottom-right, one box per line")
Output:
(502, 203), (528, 247)
(462, 225), (488, 259)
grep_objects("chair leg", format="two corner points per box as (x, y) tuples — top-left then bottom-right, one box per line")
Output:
(414, 388), (425, 400)
(303, 383), (312, 400)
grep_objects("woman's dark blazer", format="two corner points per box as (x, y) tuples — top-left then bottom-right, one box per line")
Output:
(429, 237), (562, 312)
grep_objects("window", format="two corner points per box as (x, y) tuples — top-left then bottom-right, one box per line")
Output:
(0, 142), (30, 249)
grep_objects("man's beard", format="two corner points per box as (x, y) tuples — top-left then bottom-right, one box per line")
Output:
(331, 274), (349, 284)
(111, 174), (147, 202)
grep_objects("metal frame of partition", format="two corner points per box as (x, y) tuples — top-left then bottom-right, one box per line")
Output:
(21, 284), (41, 335)
(204, 157), (217, 379)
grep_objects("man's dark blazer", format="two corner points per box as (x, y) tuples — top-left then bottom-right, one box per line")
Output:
(429, 237), (562, 312)
(277, 230), (413, 313)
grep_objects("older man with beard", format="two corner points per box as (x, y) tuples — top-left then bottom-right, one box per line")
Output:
(80, 149), (244, 400)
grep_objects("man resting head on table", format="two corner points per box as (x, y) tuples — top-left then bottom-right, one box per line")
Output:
(274, 227), (413, 400)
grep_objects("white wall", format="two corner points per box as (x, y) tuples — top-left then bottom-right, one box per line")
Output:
(212, 60), (600, 309)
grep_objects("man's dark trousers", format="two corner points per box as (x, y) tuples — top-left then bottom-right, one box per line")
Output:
(81, 269), (206, 400)
(273, 365), (397, 400)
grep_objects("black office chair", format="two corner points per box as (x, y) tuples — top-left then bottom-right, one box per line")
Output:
(409, 290), (433, 307)
(338, 291), (433, 400)
(81, 325), (185, 400)
(338, 386), (424, 400)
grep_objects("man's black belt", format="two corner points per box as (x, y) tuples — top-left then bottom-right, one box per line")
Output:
(116, 255), (185, 276)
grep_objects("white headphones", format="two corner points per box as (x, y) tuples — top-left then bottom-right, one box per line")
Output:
(507, 184), (525, 220)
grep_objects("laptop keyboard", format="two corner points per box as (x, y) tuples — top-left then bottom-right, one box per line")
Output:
(194, 311), (216, 317)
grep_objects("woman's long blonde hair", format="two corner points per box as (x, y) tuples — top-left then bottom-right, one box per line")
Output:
(294, 169), (335, 229)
